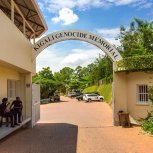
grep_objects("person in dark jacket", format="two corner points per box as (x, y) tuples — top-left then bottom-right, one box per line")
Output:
(0, 98), (16, 127)
(10, 97), (23, 124)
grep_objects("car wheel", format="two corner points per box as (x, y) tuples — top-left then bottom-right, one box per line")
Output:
(99, 98), (103, 102)
(88, 99), (92, 102)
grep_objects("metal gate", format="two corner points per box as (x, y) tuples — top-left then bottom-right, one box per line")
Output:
(32, 84), (40, 127)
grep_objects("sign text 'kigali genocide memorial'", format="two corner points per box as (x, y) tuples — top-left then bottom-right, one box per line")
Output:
(33, 30), (122, 62)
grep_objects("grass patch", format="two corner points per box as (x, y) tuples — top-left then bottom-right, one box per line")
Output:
(97, 84), (112, 104)
(82, 85), (98, 93)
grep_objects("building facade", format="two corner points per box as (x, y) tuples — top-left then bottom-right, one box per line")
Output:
(0, 0), (47, 127)
(114, 69), (153, 125)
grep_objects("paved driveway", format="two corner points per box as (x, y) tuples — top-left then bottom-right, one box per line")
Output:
(0, 96), (153, 153)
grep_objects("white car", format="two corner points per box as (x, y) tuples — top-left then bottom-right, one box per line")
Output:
(83, 93), (104, 102)
(67, 91), (76, 97)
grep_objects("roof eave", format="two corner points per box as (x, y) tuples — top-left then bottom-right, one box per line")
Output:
(31, 0), (48, 37)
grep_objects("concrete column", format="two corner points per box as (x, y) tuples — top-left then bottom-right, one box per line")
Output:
(25, 73), (32, 119)
(113, 71), (128, 125)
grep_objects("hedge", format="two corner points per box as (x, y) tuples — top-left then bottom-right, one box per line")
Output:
(116, 55), (153, 72)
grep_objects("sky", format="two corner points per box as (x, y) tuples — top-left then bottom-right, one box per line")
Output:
(36, 0), (153, 73)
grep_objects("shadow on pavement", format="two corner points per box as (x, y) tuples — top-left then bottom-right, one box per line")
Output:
(0, 123), (78, 153)
(54, 100), (69, 103)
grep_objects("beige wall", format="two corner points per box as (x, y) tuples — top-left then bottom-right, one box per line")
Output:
(0, 66), (20, 99)
(0, 10), (35, 121)
(127, 72), (153, 120)
(113, 72), (128, 125)
(25, 74), (32, 119)
(0, 65), (32, 119)
(0, 10), (36, 73)
(114, 71), (153, 125)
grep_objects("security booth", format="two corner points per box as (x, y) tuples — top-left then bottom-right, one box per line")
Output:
(0, 0), (47, 139)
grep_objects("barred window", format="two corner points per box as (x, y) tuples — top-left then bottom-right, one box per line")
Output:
(137, 85), (148, 103)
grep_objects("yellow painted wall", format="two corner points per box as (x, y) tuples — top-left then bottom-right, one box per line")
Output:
(127, 72), (153, 120)
(114, 71), (153, 125)
(0, 10), (35, 73)
(113, 72), (128, 124)
(0, 65), (31, 118)
(0, 66), (20, 99)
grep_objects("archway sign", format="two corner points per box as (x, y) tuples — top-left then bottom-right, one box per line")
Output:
(33, 30), (122, 62)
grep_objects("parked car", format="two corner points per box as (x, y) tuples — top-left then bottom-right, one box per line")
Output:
(76, 94), (83, 101)
(53, 94), (60, 102)
(40, 98), (50, 104)
(83, 93), (104, 102)
(68, 91), (76, 97)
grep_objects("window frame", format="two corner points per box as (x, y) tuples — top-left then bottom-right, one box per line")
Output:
(136, 84), (149, 105)
(7, 79), (20, 100)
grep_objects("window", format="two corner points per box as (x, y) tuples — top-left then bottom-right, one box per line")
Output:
(7, 80), (20, 99)
(137, 84), (148, 104)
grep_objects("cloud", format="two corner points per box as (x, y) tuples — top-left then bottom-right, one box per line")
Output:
(108, 0), (139, 5)
(96, 28), (120, 38)
(36, 48), (63, 72)
(96, 28), (121, 46)
(37, 0), (103, 12)
(36, 46), (103, 73)
(37, 0), (153, 12)
(61, 48), (103, 66)
(132, 0), (153, 9)
(52, 8), (79, 25)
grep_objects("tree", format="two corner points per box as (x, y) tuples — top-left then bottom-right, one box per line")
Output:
(94, 55), (113, 82)
(32, 67), (56, 99)
(54, 67), (74, 93)
(118, 18), (153, 57)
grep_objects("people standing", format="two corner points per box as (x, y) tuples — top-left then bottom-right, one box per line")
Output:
(10, 97), (23, 124)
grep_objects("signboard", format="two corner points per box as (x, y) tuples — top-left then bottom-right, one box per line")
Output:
(33, 30), (122, 62)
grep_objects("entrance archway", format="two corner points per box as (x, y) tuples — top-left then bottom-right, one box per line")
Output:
(33, 30), (122, 62)
(32, 29), (123, 126)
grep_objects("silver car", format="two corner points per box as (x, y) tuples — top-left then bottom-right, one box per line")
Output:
(83, 93), (104, 102)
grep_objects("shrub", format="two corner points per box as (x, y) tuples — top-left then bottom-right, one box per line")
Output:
(82, 85), (98, 94)
(141, 86), (153, 134)
(141, 111), (153, 134)
(116, 55), (153, 72)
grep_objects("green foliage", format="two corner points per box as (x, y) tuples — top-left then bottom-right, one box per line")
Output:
(140, 86), (153, 135)
(82, 85), (98, 94)
(116, 55), (153, 72)
(32, 67), (56, 99)
(92, 55), (113, 82)
(101, 75), (113, 84)
(54, 67), (74, 93)
(141, 111), (153, 135)
(97, 84), (112, 104)
(149, 86), (153, 104)
(118, 18), (153, 57)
